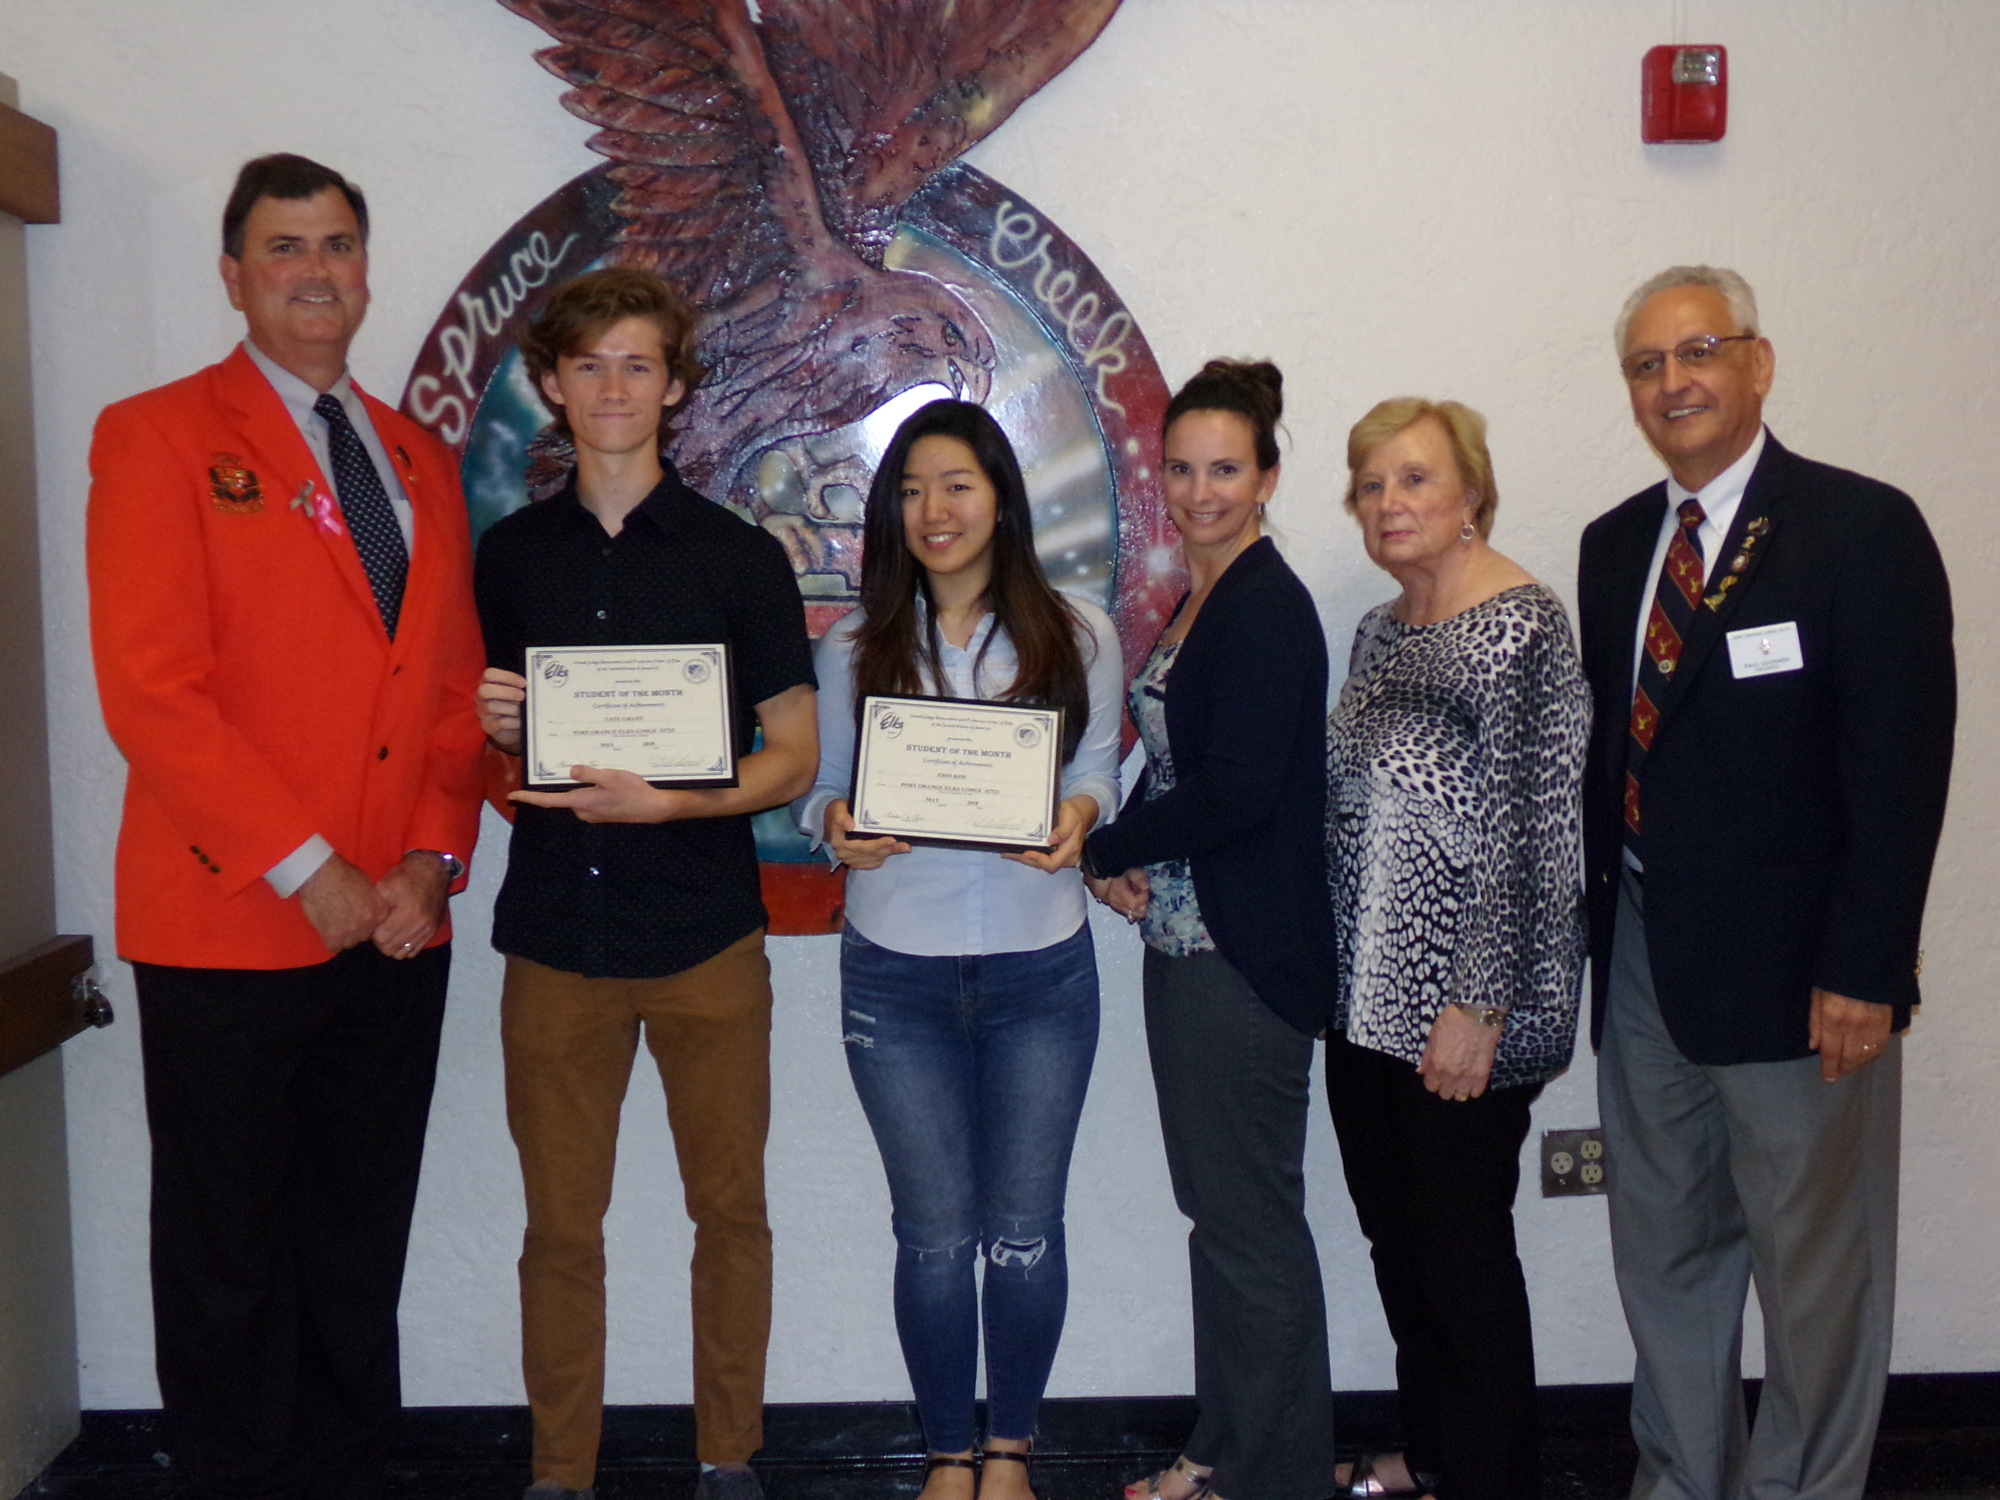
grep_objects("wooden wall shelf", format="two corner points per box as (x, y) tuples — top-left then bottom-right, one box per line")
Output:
(0, 936), (100, 1078)
(0, 101), (58, 224)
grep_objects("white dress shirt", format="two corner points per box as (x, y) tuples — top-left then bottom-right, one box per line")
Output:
(243, 340), (417, 897)
(795, 597), (1125, 956)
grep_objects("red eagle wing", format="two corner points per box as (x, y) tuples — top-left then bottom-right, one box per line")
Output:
(499, 0), (848, 306)
(756, 0), (1123, 262)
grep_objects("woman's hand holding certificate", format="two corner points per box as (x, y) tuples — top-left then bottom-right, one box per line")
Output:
(822, 798), (912, 869)
(1003, 794), (1098, 872)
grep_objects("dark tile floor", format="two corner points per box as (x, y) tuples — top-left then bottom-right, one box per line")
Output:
(24, 1445), (2000, 1500)
(23, 1396), (2000, 1499)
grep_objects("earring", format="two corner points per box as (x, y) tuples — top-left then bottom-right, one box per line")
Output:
(1459, 519), (1476, 542)
(1257, 502), (1268, 518)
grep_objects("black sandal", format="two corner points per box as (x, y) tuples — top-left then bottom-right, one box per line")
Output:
(927, 1454), (980, 1476)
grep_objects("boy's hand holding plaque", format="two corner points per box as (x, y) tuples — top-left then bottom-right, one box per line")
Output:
(523, 643), (737, 790)
(849, 694), (1063, 852)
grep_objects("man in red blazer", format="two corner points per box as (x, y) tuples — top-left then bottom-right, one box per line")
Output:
(86, 154), (485, 1499)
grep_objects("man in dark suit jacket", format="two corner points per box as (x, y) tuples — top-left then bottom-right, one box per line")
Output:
(1577, 266), (1954, 1500)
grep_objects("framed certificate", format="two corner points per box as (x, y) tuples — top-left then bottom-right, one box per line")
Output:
(523, 643), (737, 790)
(850, 694), (1064, 852)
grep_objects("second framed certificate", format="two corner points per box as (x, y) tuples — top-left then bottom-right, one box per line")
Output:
(850, 695), (1064, 852)
(523, 643), (737, 790)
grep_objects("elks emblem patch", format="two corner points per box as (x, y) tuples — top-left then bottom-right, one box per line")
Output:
(208, 453), (264, 514)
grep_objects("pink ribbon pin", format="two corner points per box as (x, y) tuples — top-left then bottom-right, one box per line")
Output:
(289, 481), (345, 537)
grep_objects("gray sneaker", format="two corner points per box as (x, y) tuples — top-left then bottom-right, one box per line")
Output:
(523, 1483), (594, 1500)
(694, 1468), (766, 1500)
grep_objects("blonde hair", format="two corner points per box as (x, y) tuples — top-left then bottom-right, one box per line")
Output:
(1344, 397), (1497, 538)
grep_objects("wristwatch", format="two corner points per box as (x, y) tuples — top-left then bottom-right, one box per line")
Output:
(1451, 1002), (1508, 1029)
(406, 848), (465, 881)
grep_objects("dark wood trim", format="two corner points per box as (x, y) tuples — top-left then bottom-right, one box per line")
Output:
(0, 102), (58, 224)
(0, 935), (97, 1078)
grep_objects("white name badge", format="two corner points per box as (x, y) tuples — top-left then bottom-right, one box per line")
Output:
(1726, 621), (1805, 678)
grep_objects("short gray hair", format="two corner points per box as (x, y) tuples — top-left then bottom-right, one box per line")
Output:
(1615, 265), (1760, 351)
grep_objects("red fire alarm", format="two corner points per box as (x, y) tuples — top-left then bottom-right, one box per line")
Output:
(1642, 45), (1728, 143)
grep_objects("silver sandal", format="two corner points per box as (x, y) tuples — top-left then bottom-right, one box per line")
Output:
(1124, 1456), (1213, 1500)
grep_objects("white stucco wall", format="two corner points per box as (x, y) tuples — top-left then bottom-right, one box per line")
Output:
(6, 0), (1997, 1408)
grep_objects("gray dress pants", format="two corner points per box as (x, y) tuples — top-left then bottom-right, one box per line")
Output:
(1598, 871), (1900, 1500)
(1143, 947), (1335, 1500)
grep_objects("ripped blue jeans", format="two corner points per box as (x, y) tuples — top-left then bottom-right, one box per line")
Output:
(840, 921), (1099, 1452)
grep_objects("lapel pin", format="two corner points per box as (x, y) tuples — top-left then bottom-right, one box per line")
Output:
(208, 453), (264, 514)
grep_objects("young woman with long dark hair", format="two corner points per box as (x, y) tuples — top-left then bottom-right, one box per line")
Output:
(793, 399), (1123, 1500)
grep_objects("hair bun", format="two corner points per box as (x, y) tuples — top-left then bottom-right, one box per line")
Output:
(1166, 357), (1286, 469)
(1197, 358), (1283, 421)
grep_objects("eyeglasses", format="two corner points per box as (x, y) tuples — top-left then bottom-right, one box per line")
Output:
(1620, 334), (1756, 384)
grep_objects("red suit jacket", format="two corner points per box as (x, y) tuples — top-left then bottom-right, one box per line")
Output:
(87, 345), (487, 969)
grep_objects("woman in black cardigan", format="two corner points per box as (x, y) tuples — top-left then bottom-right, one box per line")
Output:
(1084, 360), (1337, 1500)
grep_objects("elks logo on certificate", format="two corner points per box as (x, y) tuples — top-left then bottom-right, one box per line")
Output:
(524, 644), (738, 791)
(850, 695), (1063, 854)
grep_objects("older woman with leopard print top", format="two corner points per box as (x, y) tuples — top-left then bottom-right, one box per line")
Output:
(1324, 398), (1588, 1500)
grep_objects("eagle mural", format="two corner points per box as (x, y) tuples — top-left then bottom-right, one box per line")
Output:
(501, 0), (1116, 514)
(402, 0), (1177, 931)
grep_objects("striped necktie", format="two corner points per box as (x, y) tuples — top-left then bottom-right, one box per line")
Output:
(314, 392), (408, 638)
(1623, 497), (1705, 861)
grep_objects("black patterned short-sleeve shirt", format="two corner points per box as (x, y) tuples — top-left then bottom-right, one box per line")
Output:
(1326, 584), (1589, 1088)
(475, 465), (815, 979)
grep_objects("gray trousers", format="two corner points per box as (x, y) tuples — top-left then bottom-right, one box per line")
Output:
(1144, 947), (1335, 1500)
(1598, 871), (1900, 1500)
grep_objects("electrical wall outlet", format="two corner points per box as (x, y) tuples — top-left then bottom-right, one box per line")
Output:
(1541, 1127), (1608, 1197)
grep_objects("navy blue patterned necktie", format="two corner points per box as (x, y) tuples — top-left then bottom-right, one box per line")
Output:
(1623, 496), (1705, 860)
(314, 392), (408, 638)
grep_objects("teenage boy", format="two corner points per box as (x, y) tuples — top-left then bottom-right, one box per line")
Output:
(473, 267), (817, 1500)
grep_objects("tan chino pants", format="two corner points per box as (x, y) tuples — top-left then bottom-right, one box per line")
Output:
(502, 930), (773, 1487)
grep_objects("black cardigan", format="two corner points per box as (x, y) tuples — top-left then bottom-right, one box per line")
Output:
(1085, 538), (1338, 1036)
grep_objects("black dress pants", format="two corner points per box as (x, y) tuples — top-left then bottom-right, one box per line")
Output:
(1325, 1032), (1543, 1500)
(135, 943), (449, 1500)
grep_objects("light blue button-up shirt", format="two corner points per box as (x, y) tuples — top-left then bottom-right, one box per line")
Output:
(795, 597), (1124, 956)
